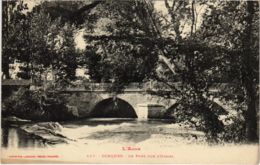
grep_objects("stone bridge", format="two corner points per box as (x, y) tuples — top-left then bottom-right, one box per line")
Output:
(56, 82), (235, 119)
(57, 83), (177, 119)
(2, 80), (236, 119)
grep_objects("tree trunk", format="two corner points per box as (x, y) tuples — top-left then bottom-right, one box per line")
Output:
(2, 62), (10, 79)
(244, 84), (258, 141)
(242, 1), (258, 142)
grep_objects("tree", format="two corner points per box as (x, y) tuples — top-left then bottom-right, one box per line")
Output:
(83, 0), (159, 91)
(11, 5), (80, 86)
(148, 0), (259, 141)
(2, 0), (28, 79)
(11, 8), (57, 82)
(198, 1), (259, 141)
(132, 0), (228, 139)
(53, 23), (78, 86)
(241, 1), (259, 142)
(32, 0), (103, 26)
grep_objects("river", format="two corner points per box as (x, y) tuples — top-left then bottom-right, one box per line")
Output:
(2, 118), (259, 164)
(1, 118), (206, 149)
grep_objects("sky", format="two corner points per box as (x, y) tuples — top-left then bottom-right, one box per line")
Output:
(75, 29), (87, 50)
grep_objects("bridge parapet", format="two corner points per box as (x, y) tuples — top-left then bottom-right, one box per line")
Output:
(62, 82), (182, 92)
(63, 82), (145, 92)
(62, 82), (225, 94)
(2, 79), (240, 94)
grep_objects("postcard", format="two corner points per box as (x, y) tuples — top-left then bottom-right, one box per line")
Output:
(1, 0), (259, 164)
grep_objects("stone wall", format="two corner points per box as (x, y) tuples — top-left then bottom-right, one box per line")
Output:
(61, 91), (177, 118)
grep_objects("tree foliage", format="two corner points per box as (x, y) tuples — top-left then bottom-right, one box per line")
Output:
(2, 1), (80, 86)
(150, 0), (259, 141)
(84, 0), (159, 91)
(197, 1), (259, 141)
(2, 0), (28, 79)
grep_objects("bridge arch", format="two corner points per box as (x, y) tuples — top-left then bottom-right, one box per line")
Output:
(165, 98), (228, 119)
(90, 97), (138, 118)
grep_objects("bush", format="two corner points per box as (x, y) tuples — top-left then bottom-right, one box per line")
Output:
(2, 87), (77, 121)
(165, 97), (226, 142)
(217, 116), (246, 143)
(2, 87), (43, 120)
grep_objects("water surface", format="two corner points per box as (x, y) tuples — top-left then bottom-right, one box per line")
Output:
(2, 118), (204, 149)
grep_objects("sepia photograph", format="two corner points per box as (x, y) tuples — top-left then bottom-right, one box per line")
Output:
(1, 0), (259, 164)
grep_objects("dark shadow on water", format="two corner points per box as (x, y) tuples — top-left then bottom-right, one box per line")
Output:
(17, 129), (46, 148)
(86, 131), (152, 143)
(61, 118), (139, 127)
(61, 118), (174, 127)
(1, 127), (46, 148)
(1, 127), (9, 147)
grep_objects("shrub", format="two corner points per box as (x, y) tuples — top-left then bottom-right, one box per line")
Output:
(2, 87), (77, 121)
(2, 87), (43, 120)
(217, 115), (246, 143)
(165, 97), (227, 142)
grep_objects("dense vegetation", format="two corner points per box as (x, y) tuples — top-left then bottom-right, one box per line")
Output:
(2, 0), (259, 142)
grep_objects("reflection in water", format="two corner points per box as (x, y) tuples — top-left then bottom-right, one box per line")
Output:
(17, 129), (45, 148)
(1, 128), (19, 148)
(1, 127), (9, 148)
(9, 128), (18, 148)
(1, 127), (46, 148)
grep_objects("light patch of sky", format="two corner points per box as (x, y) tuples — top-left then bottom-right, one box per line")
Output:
(23, 0), (41, 12)
(154, 1), (168, 14)
(154, 0), (207, 38)
(75, 29), (87, 50)
(9, 62), (22, 79)
(76, 68), (89, 78)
